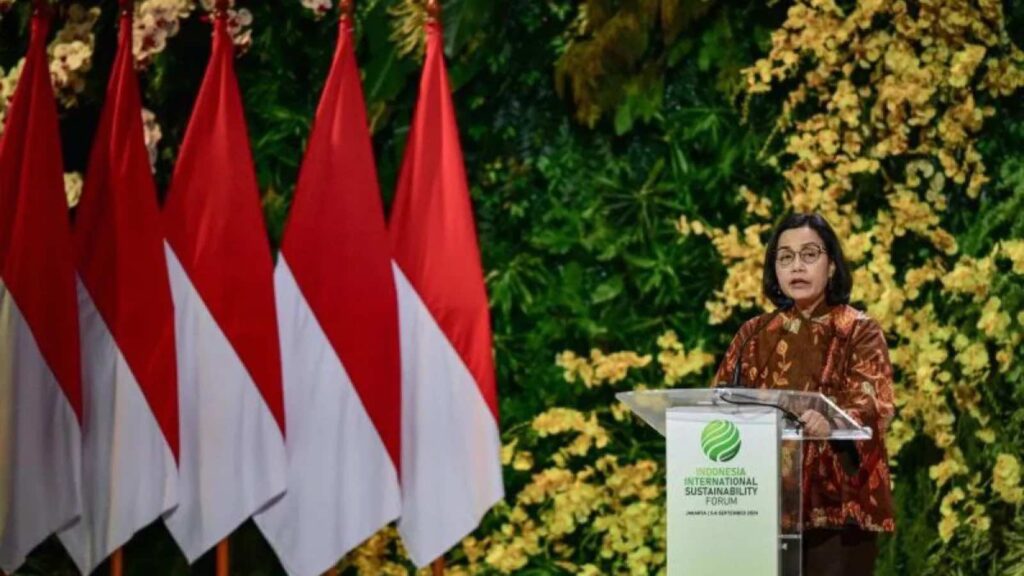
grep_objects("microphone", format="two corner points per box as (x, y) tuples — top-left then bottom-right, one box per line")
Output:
(715, 307), (860, 474)
(713, 307), (801, 431)
(721, 308), (785, 388)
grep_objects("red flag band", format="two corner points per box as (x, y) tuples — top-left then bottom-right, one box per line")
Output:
(59, 9), (180, 573)
(0, 11), (83, 572)
(254, 15), (402, 576)
(161, 13), (286, 563)
(389, 18), (504, 567)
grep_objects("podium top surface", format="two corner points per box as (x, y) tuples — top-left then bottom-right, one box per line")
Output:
(616, 388), (872, 441)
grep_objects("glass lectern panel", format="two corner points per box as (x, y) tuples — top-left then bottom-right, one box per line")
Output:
(616, 387), (872, 440)
(618, 388), (871, 576)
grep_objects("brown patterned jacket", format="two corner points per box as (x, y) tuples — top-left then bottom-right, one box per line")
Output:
(713, 302), (896, 532)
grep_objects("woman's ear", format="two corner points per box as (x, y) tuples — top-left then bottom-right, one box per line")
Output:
(829, 264), (835, 278)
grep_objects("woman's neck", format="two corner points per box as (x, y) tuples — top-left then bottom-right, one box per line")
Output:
(794, 295), (826, 318)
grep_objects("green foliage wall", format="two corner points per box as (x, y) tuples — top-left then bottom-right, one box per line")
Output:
(1, 0), (1023, 573)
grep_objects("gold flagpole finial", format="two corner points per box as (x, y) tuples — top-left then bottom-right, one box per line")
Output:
(340, 0), (354, 21)
(425, 0), (440, 23)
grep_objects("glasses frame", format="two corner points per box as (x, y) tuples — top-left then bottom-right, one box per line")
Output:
(775, 244), (827, 269)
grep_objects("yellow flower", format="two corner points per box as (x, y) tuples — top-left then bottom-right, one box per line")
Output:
(888, 189), (939, 238)
(555, 351), (594, 387)
(740, 186), (773, 218)
(903, 262), (940, 300)
(938, 513), (959, 543)
(949, 44), (987, 88)
(966, 512), (991, 533)
(52, 40), (92, 72)
(938, 487), (966, 542)
(484, 540), (530, 573)
(955, 341), (989, 376)
(657, 331), (715, 386)
(993, 454), (1024, 504)
(816, 129), (840, 156)
(885, 418), (915, 455)
(513, 451), (534, 472)
(556, 349), (650, 389)
(843, 231), (872, 262)
(999, 239), (1024, 274)
(995, 347), (1013, 373)
(941, 256), (993, 301)
(460, 535), (486, 564)
(591, 350), (652, 386)
(976, 297), (1010, 341)
(501, 439), (518, 466)
(674, 215), (692, 237)
(64, 172), (84, 208)
(532, 408), (587, 436)
(974, 429), (995, 444)
(929, 453), (967, 488)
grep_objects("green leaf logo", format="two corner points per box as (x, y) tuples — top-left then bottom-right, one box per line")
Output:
(701, 420), (741, 462)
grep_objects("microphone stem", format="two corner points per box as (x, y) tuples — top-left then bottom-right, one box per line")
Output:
(728, 308), (784, 388)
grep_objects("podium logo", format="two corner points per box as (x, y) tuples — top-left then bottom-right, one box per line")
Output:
(701, 420), (741, 462)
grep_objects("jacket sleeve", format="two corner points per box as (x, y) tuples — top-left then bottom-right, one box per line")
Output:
(838, 318), (896, 431)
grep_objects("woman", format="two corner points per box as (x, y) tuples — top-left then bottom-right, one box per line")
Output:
(712, 212), (895, 575)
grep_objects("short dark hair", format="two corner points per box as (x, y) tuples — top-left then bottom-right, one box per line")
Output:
(762, 212), (852, 308)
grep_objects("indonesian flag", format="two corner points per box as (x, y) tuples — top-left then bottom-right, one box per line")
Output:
(58, 8), (179, 574)
(161, 13), (286, 562)
(389, 18), (504, 567)
(0, 11), (83, 572)
(253, 15), (401, 576)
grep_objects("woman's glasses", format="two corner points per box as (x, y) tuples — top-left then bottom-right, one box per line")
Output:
(775, 245), (826, 268)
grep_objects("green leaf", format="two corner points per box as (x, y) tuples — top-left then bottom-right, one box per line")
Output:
(592, 276), (624, 304)
(614, 102), (635, 135)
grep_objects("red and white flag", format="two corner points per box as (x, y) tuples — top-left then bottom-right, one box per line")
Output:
(161, 12), (286, 562)
(253, 14), (401, 576)
(0, 11), (83, 572)
(58, 7), (179, 573)
(389, 17), (504, 567)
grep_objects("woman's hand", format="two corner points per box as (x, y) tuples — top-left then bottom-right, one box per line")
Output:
(800, 409), (831, 437)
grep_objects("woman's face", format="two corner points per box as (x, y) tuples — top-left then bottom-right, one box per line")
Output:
(774, 226), (834, 310)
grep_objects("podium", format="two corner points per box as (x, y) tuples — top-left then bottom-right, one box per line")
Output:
(617, 388), (871, 576)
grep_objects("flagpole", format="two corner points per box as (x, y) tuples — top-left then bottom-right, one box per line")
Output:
(309, 3), (371, 576)
(213, 21), (231, 576)
(31, 0), (49, 19)
(425, 0), (439, 22)
(110, 9), (135, 576)
(216, 540), (230, 576)
(110, 548), (124, 576)
(209, 0), (232, 570)
(426, 2), (447, 574)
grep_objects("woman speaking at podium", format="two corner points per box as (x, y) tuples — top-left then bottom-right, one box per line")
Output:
(712, 213), (895, 575)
